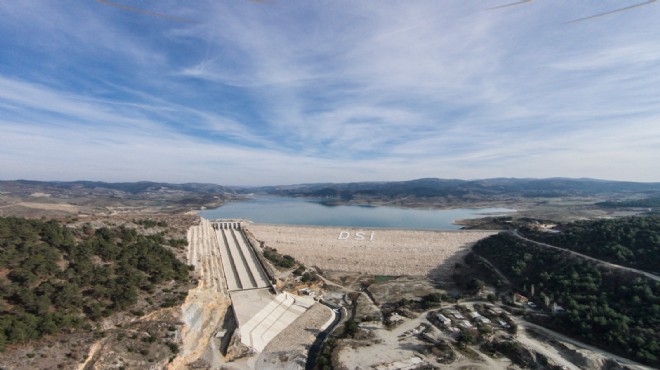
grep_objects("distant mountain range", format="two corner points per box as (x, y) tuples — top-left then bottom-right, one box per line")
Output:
(246, 178), (660, 207)
(2, 178), (659, 210)
(0, 180), (237, 216)
(0, 180), (232, 198)
(252, 178), (660, 197)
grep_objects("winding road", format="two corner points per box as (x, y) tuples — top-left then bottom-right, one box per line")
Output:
(509, 230), (660, 282)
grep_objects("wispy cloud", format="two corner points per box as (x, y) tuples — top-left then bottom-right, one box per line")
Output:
(0, 1), (659, 184)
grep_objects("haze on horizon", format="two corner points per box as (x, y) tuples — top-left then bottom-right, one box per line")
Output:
(1, 1), (659, 186)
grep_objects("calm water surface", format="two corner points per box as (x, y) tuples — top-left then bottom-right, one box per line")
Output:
(198, 196), (514, 230)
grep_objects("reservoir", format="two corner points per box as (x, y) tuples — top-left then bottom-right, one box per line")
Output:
(198, 196), (514, 230)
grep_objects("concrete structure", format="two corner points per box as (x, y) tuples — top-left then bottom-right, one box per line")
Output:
(230, 289), (314, 352)
(212, 222), (271, 291)
(210, 220), (312, 353)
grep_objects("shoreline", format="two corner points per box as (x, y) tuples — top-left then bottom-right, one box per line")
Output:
(196, 195), (517, 231)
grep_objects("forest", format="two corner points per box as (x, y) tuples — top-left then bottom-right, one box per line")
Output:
(596, 197), (660, 208)
(521, 215), (660, 274)
(473, 232), (660, 366)
(0, 217), (192, 350)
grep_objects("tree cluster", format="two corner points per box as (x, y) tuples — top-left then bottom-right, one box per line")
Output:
(262, 246), (296, 269)
(0, 217), (191, 350)
(473, 232), (660, 366)
(597, 197), (660, 209)
(522, 215), (660, 274)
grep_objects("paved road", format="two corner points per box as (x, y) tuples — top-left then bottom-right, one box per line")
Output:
(509, 230), (660, 282)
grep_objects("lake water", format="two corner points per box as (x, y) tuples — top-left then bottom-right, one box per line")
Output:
(198, 196), (514, 230)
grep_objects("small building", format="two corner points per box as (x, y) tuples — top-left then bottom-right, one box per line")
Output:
(551, 304), (566, 314)
(452, 313), (464, 320)
(498, 320), (510, 328)
(513, 293), (528, 304)
(436, 313), (451, 325)
(459, 320), (473, 329)
(486, 305), (503, 315)
(468, 312), (482, 319)
(487, 308), (502, 316)
(476, 316), (491, 325)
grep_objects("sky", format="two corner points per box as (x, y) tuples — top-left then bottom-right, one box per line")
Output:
(1, 1), (659, 186)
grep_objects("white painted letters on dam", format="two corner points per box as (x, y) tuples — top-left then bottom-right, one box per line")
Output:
(338, 231), (375, 241)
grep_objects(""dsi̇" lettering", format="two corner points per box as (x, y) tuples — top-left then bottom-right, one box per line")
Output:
(337, 231), (375, 241)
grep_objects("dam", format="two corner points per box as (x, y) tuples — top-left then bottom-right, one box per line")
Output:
(210, 221), (314, 352)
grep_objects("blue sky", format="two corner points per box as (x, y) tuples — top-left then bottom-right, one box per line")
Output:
(1, 1), (659, 185)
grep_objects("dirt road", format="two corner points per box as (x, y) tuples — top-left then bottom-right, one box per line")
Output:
(510, 230), (660, 282)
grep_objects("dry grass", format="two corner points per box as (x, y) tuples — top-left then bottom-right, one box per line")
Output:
(247, 224), (496, 279)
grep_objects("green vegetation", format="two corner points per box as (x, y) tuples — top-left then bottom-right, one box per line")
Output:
(168, 238), (188, 249)
(473, 232), (660, 366)
(0, 217), (191, 350)
(597, 197), (660, 208)
(315, 336), (335, 370)
(314, 317), (361, 370)
(420, 293), (443, 309)
(262, 246), (296, 269)
(301, 271), (318, 283)
(522, 215), (660, 274)
(374, 275), (396, 283)
(343, 319), (359, 338)
(133, 219), (168, 228)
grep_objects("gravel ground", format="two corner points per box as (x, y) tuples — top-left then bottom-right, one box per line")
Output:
(248, 225), (496, 279)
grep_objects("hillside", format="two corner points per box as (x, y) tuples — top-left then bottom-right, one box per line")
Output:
(252, 178), (660, 208)
(3, 178), (660, 218)
(520, 215), (660, 274)
(1, 180), (230, 196)
(472, 229), (660, 367)
(0, 180), (239, 216)
(0, 217), (192, 348)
